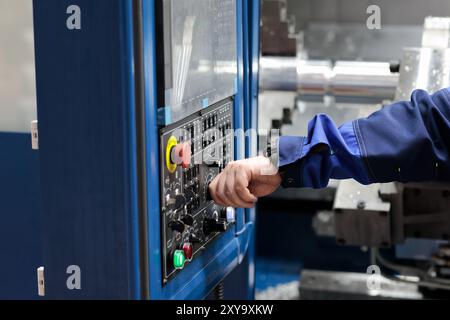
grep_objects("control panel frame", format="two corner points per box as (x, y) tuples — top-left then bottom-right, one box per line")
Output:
(159, 98), (235, 282)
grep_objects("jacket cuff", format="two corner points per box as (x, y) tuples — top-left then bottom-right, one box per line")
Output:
(278, 136), (305, 188)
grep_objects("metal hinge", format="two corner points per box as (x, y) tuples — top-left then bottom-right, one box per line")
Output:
(37, 266), (45, 297)
(31, 120), (39, 150)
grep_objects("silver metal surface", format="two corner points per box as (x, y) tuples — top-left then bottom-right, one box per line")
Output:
(300, 23), (423, 62)
(282, 100), (380, 137)
(259, 57), (298, 92)
(333, 180), (392, 247)
(163, 0), (237, 123)
(299, 269), (423, 300)
(395, 48), (450, 101)
(286, 0), (450, 29)
(259, 57), (398, 103)
(298, 60), (398, 103)
(37, 267), (45, 297)
(295, 59), (331, 96)
(255, 281), (300, 300)
(422, 16), (450, 49)
(258, 91), (297, 131)
(334, 180), (391, 212)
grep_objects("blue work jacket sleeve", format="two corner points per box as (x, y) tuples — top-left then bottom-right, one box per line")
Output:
(279, 88), (450, 188)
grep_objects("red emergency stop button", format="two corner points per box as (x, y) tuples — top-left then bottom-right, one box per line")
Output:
(183, 242), (193, 261)
(171, 142), (191, 169)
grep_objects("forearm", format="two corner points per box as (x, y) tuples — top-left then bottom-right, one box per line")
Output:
(279, 88), (450, 188)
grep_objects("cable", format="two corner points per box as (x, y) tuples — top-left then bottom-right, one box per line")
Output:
(381, 271), (450, 291)
(373, 248), (450, 291)
(374, 248), (428, 278)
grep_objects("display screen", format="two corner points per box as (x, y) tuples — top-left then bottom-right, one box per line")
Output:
(157, 0), (237, 124)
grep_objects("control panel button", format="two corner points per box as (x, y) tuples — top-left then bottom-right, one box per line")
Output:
(189, 233), (201, 243)
(181, 214), (194, 226)
(173, 250), (186, 270)
(171, 142), (192, 169)
(203, 218), (227, 235)
(166, 136), (192, 173)
(226, 207), (236, 223)
(167, 194), (186, 211)
(165, 136), (178, 173)
(183, 243), (193, 261)
(168, 220), (185, 233)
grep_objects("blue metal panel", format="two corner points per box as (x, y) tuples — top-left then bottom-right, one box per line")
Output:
(142, 0), (254, 300)
(33, 0), (141, 299)
(245, 0), (261, 300)
(249, 0), (261, 148)
(224, 0), (260, 300)
(0, 133), (42, 299)
(33, 0), (256, 300)
(234, 0), (247, 247)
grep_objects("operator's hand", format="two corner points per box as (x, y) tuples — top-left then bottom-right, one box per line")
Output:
(208, 156), (281, 208)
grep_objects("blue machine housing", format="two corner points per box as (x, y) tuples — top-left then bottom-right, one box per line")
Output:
(0, 133), (42, 299)
(32, 0), (260, 299)
(223, 0), (260, 300)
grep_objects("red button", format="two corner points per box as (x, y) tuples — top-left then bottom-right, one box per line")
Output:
(171, 142), (192, 169)
(183, 242), (193, 261)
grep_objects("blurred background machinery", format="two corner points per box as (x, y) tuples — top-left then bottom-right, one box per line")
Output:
(255, 0), (450, 300)
(2, 0), (450, 301)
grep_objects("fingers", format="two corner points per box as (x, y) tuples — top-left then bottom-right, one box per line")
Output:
(224, 171), (255, 208)
(234, 170), (258, 203)
(208, 163), (257, 208)
(216, 172), (228, 205)
(208, 174), (226, 206)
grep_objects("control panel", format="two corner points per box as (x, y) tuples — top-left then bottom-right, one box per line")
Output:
(160, 98), (235, 282)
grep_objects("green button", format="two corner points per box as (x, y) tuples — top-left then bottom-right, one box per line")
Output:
(173, 250), (186, 269)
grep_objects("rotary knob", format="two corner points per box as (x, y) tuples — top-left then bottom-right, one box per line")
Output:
(220, 207), (236, 223)
(203, 218), (227, 235)
(166, 194), (185, 211)
(168, 220), (185, 233)
(181, 214), (194, 226)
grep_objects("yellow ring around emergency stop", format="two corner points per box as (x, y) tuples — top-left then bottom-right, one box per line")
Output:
(166, 136), (178, 174)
